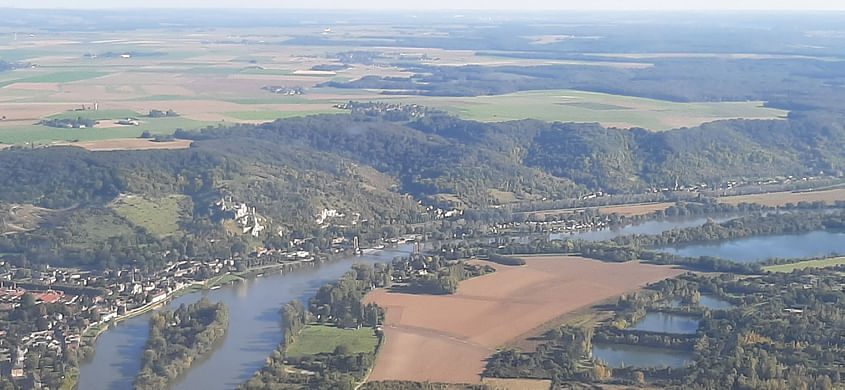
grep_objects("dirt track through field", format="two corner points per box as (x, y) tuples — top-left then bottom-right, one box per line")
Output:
(365, 256), (682, 384)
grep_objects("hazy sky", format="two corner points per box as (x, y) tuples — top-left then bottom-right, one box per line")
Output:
(2, 0), (844, 10)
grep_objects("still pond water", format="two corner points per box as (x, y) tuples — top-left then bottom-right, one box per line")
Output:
(592, 343), (693, 368)
(628, 312), (699, 334)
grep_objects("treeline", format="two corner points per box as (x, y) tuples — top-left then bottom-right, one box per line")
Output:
(40, 117), (97, 129)
(486, 254), (526, 266)
(134, 298), (229, 390)
(610, 210), (845, 248)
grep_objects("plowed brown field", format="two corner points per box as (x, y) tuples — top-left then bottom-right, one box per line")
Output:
(365, 256), (682, 384)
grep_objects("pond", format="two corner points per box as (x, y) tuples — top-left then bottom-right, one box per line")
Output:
(628, 312), (699, 334)
(592, 343), (693, 368)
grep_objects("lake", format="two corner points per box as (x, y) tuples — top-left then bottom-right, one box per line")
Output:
(592, 343), (693, 368)
(656, 230), (845, 263)
(628, 312), (699, 334)
(77, 245), (414, 390)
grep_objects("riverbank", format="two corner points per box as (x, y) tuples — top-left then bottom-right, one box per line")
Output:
(78, 245), (415, 390)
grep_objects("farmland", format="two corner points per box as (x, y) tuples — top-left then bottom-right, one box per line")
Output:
(0, 30), (790, 145)
(481, 378), (552, 390)
(763, 257), (845, 273)
(364, 256), (682, 384)
(65, 138), (192, 151)
(391, 90), (786, 131)
(718, 188), (845, 207)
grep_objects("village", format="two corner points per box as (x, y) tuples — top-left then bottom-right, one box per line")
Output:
(0, 198), (439, 386)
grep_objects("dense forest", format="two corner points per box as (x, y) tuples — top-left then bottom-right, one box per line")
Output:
(2, 110), (845, 271)
(134, 298), (229, 390)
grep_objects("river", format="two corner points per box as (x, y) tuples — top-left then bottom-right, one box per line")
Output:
(78, 219), (841, 387)
(77, 245), (414, 390)
(656, 230), (845, 263)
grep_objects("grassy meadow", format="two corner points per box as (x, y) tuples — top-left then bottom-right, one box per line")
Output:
(285, 325), (379, 358)
(110, 195), (190, 237)
(763, 257), (845, 273)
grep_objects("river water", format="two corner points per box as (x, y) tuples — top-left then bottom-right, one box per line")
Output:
(656, 230), (845, 263)
(78, 216), (844, 388)
(78, 245), (414, 390)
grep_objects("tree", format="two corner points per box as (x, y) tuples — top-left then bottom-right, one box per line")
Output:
(21, 292), (36, 307)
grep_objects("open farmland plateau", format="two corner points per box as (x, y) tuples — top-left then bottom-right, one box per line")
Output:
(0, 27), (790, 146)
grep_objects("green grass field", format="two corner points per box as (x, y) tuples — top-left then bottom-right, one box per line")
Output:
(0, 71), (108, 87)
(110, 195), (190, 237)
(763, 257), (845, 273)
(386, 89), (788, 131)
(0, 117), (216, 144)
(48, 109), (141, 121)
(286, 325), (379, 358)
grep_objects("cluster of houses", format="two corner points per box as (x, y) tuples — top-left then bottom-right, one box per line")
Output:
(0, 282), (75, 311)
(261, 85), (305, 95)
(646, 175), (833, 195)
(333, 102), (430, 119)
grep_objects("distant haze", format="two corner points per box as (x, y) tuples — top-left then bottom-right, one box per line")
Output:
(3, 0), (845, 10)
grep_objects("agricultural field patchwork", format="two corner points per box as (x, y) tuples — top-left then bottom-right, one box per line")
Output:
(0, 30), (790, 145)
